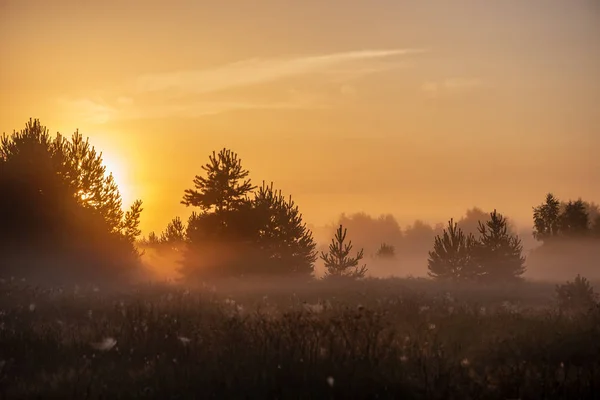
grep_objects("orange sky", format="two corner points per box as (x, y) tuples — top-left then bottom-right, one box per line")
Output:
(1, 0), (599, 235)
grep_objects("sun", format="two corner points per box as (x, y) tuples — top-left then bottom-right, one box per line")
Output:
(101, 152), (133, 207)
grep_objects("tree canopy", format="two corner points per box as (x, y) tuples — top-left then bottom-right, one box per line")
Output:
(0, 119), (143, 283)
(179, 149), (317, 279)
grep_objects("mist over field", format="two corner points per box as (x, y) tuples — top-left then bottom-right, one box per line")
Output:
(2, 0), (599, 398)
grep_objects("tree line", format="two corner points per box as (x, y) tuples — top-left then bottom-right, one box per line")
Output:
(1, 120), (598, 284)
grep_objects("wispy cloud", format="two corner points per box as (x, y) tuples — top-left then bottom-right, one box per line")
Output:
(134, 48), (424, 96)
(421, 77), (484, 98)
(59, 48), (425, 123)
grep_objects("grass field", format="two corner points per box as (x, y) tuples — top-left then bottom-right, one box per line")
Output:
(1, 277), (599, 399)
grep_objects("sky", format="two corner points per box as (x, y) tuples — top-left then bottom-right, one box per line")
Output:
(1, 0), (599, 235)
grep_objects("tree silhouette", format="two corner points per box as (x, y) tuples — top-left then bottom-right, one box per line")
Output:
(181, 149), (256, 278)
(335, 213), (403, 255)
(592, 215), (600, 237)
(181, 148), (255, 214)
(249, 182), (317, 276)
(403, 220), (441, 255)
(321, 225), (367, 279)
(180, 149), (316, 279)
(160, 217), (187, 247)
(474, 210), (526, 282)
(559, 200), (589, 237)
(427, 219), (478, 281)
(142, 216), (187, 253)
(0, 119), (143, 282)
(376, 243), (396, 259)
(457, 207), (490, 237)
(533, 193), (562, 241)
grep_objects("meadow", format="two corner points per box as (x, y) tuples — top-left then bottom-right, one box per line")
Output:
(1, 277), (599, 399)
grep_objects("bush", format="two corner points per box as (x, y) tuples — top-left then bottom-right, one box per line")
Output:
(556, 275), (598, 311)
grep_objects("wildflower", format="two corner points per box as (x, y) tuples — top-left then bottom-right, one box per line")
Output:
(428, 323), (436, 330)
(326, 376), (335, 387)
(29, 303), (36, 312)
(461, 358), (470, 367)
(304, 303), (324, 313)
(91, 337), (117, 351)
(178, 336), (191, 345)
(224, 298), (235, 306)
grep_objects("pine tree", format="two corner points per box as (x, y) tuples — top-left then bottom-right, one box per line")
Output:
(181, 148), (255, 278)
(475, 210), (526, 282)
(321, 225), (367, 279)
(0, 119), (143, 282)
(427, 219), (478, 281)
(249, 182), (317, 276)
(160, 217), (187, 248)
(181, 148), (255, 214)
(533, 193), (561, 241)
(180, 150), (317, 279)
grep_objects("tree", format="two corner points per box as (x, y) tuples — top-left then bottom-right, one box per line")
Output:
(457, 207), (490, 237)
(180, 149), (317, 279)
(181, 148), (255, 214)
(141, 217), (187, 253)
(559, 199), (589, 237)
(592, 215), (600, 237)
(0, 119), (143, 282)
(475, 210), (526, 282)
(533, 193), (562, 241)
(249, 182), (317, 276)
(427, 219), (478, 281)
(160, 217), (187, 249)
(403, 220), (440, 254)
(376, 243), (396, 259)
(321, 225), (367, 279)
(556, 275), (598, 312)
(334, 212), (403, 256)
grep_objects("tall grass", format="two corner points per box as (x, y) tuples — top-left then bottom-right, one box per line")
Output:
(0, 277), (599, 399)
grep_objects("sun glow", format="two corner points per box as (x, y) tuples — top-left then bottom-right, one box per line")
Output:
(101, 152), (133, 208)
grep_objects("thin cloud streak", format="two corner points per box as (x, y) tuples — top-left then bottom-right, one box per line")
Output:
(59, 48), (425, 123)
(135, 48), (426, 95)
(421, 77), (484, 98)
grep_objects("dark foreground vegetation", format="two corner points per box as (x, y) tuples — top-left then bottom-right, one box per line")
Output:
(2, 121), (600, 399)
(1, 278), (600, 399)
